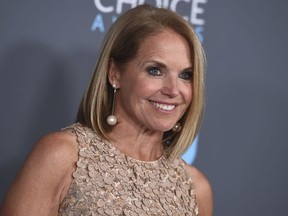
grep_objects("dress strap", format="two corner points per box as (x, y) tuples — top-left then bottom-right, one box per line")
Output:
(61, 123), (95, 150)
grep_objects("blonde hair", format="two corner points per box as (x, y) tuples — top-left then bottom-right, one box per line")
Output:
(77, 4), (206, 159)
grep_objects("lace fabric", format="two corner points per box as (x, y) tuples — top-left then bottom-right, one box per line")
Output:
(58, 123), (198, 216)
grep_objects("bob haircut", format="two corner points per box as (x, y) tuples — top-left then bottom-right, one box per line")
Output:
(77, 4), (206, 159)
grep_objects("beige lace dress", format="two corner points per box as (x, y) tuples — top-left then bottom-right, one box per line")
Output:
(58, 123), (198, 216)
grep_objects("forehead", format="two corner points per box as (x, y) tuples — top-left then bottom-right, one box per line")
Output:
(135, 29), (192, 66)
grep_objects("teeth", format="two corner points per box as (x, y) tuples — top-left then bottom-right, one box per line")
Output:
(150, 101), (175, 111)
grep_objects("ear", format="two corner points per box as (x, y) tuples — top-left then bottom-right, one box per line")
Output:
(107, 59), (121, 88)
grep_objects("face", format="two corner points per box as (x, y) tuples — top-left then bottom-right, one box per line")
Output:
(110, 29), (193, 132)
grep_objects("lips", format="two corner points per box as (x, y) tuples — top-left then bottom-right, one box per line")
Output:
(149, 101), (176, 111)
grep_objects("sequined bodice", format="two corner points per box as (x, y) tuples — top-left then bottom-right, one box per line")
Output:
(58, 123), (198, 216)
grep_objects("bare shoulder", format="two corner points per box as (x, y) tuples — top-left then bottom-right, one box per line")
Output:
(32, 129), (78, 163)
(184, 164), (213, 216)
(0, 129), (79, 215)
(24, 129), (79, 173)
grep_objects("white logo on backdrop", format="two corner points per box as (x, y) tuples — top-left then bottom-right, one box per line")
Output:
(91, 0), (207, 42)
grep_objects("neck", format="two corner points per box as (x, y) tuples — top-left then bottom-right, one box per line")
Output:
(107, 124), (164, 162)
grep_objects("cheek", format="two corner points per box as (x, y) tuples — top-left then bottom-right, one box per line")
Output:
(183, 84), (193, 104)
(132, 78), (159, 98)
(119, 78), (150, 104)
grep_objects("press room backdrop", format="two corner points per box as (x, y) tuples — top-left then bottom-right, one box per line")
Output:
(1, 1), (287, 215)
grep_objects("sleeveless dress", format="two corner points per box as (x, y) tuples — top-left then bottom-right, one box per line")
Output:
(58, 123), (198, 216)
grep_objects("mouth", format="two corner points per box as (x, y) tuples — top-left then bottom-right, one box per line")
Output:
(149, 100), (176, 111)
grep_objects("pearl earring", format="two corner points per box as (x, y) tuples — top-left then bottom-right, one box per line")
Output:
(172, 122), (181, 132)
(106, 84), (118, 126)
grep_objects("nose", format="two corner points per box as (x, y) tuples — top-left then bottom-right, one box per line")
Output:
(161, 75), (179, 97)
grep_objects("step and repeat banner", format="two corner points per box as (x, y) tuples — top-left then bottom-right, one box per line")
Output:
(1, 1), (287, 215)
(91, 0), (207, 42)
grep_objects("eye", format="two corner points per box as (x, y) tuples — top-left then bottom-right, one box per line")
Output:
(146, 67), (162, 76)
(179, 71), (193, 81)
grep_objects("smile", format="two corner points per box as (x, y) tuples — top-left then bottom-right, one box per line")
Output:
(149, 101), (176, 111)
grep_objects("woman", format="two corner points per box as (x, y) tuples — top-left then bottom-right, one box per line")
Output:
(1, 5), (212, 215)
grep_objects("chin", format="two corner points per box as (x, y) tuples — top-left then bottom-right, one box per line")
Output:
(154, 124), (175, 132)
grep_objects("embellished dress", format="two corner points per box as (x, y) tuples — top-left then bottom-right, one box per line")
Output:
(58, 123), (198, 216)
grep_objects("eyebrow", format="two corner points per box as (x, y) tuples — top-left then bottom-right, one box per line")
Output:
(144, 60), (192, 72)
(182, 67), (193, 72)
(144, 60), (167, 69)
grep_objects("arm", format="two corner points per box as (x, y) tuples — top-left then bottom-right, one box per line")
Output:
(0, 131), (78, 216)
(185, 165), (213, 216)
